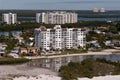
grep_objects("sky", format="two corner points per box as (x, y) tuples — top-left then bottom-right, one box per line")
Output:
(0, 0), (120, 10)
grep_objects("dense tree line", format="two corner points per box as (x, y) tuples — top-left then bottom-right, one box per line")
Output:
(0, 23), (40, 31)
(116, 22), (120, 31)
(0, 35), (18, 52)
(61, 21), (110, 28)
(0, 21), (111, 31)
(0, 58), (30, 65)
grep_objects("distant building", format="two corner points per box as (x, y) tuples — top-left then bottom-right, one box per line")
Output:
(100, 8), (106, 13)
(34, 25), (86, 50)
(93, 8), (106, 13)
(36, 11), (78, 24)
(93, 8), (99, 12)
(2, 13), (17, 24)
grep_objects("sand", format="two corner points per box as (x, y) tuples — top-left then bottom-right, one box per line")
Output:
(13, 75), (120, 80)
(0, 63), (58, 79)
(0, 64), (120, 80)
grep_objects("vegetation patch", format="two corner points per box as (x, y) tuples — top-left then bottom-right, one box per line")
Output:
(0, 58), (30, 65)
(61, 49), (87, 54)
(59, 58), (120, 80)
(0, 21), (110, 31)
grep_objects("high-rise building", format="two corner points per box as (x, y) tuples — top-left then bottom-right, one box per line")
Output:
(93, 8), (106, 13)
(2, 13), (17, 24)
(36, 12), (77, 24)
(100, 8), (106, 13)
(93, 8), (99, 12)
(34, 25), (86, 50)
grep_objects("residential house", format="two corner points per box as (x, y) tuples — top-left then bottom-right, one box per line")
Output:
(0, 43), (7, 56)
(19, 47), (40, 56)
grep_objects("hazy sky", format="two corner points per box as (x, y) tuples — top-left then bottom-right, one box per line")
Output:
(0, 0), (120, 10)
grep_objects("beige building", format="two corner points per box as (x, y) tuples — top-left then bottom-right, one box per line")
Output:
(93, 8), (99, 12)
(19, 48), (28, 54)
(19, 47), (40, 56)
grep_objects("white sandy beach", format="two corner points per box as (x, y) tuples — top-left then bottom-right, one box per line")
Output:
(0, 63), (58, 79)
(78, 75), (120, 80)
(13, 75), (120, 80)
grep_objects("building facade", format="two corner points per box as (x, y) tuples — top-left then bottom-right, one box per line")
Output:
(93, 8), (106, 13)
(35, 25), (86, 50)
(100, 8), (106, 13)
(2, 13), (17, 24)
(36, 12), (77, 24)
(93, 8), (99, 13)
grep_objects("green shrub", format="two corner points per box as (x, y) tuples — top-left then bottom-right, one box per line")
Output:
(59, 58), (120, 80)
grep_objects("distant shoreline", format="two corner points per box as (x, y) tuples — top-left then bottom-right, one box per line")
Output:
(26, 49), (120, 59)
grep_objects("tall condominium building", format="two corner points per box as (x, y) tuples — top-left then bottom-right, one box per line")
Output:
(93, 8), (99, 13)
(2, 13), (17, 24)
(34, 25), (86, 50)
(36, 12), (78, 24)
(100, 8), (106, 13)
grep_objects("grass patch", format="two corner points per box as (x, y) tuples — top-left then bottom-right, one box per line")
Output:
(0, 58), (30, 65)
(61, 49), (88, 54)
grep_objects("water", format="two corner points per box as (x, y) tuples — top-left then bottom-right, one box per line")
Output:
(0, 31), (22, 37)
(78, 17), (120, 21)
(28, 54), (120, 71)
(85, 55), (120, 61)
